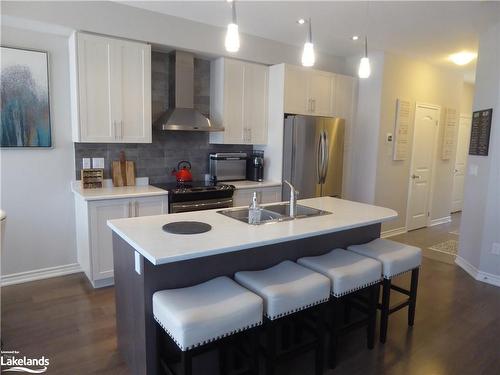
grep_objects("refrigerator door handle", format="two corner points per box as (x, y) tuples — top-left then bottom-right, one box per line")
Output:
(322, 131), (330, 183)
(317, 133), (323, 184)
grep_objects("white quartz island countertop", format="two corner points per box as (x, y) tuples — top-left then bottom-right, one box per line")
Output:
(107, 197), (397, 266)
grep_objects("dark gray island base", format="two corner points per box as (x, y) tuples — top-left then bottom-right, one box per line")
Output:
(112, 223), (381, 375)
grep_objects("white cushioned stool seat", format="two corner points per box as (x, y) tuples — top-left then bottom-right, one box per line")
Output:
(234, 260), (330, 320)
(153, 276), (263, 351)
(298, 249), (382, 297)
(348, 238), (422, 279)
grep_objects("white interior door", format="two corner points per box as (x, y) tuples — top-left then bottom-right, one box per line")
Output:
(451, 115), (472, 212)
(407, 104), (440, 231)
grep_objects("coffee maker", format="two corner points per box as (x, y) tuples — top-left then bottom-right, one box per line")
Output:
(246, 151), (264, 182)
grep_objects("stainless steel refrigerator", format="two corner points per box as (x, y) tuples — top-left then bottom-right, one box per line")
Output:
(282, 115), (345, 199)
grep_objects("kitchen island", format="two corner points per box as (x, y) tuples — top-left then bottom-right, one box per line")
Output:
(108, 197), (397, 375)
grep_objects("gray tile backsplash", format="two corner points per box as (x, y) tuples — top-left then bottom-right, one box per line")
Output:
(74, 51), (252, 183)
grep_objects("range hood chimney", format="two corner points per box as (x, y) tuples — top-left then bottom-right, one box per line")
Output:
(154, 51), (223, 132)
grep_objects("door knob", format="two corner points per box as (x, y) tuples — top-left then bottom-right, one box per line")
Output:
(411, 174), (420, 179)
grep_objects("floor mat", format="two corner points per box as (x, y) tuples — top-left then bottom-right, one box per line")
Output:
(428, 239), (459, 256)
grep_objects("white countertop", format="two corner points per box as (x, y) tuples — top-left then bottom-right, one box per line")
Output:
(72, 182), (167, 201)
(107, 197), (397, 266)
(226, 180), (282, 189)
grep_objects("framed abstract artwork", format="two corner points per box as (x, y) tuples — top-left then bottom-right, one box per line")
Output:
(0, 46), (52, 147)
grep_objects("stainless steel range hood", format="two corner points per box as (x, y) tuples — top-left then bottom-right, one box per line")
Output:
(154, 51), (223, 132)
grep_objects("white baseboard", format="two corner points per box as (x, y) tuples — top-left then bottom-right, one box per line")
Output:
(455, 256), (500, 287)
(429, 216), (452, 227)
(381, 226), (407, 238)
(1, 263), (82, 286)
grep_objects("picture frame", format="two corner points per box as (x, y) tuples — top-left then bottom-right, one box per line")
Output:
(0, 46), (52, 148)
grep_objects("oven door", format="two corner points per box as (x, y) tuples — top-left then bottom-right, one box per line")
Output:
(170, 198), (233, 213)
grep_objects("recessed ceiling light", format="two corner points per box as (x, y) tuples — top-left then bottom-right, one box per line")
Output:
(449, 51), (477, 66)
(352, 36), (359, 41)
(297, 18), (306, 25)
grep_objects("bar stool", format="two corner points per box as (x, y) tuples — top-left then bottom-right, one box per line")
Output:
(298, 249), (382, 368)
(235, 260), (330, 375)
(153, 276), (263, 375)
(348, 238), (422, 343)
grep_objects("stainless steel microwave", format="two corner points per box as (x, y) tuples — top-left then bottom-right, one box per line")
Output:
(209, 152), (247, 181)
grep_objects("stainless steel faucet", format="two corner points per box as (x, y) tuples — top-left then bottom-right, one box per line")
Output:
(283, 180), (298, 218)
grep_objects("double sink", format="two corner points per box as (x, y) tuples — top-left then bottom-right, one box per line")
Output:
(218, 202), (331, 225)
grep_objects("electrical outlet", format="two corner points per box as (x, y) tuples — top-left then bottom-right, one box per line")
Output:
(468, 164), (478, 176)
(386, 133), (393, 142)
(92, 157), (105, 169)
(82, 158), (91, 169)
(492, 243), (500, 256)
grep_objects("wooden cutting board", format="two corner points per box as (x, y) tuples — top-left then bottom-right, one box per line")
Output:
(112, 151), (136, 187)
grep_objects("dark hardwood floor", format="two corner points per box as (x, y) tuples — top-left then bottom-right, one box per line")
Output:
(2, 217), (499, 374)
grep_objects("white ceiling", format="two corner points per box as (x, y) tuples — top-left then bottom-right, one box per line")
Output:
(121, 1), (500, 80)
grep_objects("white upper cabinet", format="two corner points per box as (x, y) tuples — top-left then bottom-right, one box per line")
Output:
(284, 65), (335, 116)
(70, 32), (152, 143)
(210, 58), (268, 145)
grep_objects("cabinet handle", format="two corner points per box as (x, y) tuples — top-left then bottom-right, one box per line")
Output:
(120, 120), (124, 140)
(128, 201), (132, 217)
(312, 99), (316, 113)
(113, 121), (118, 140)
(135, 201), (139, 217)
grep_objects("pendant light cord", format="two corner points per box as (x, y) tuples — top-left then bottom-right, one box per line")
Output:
(308, 17), (312, 43)
(365, 1), (369, 57)
(232, 0), (237, 24)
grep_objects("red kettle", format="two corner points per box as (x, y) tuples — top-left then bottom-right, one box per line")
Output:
(172, 161), (193, 182)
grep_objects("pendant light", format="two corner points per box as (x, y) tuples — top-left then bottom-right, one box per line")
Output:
(358, 1), (371, 78)
(301, 18), (315, 67)
(225, 0), (240, 53)
(358, 36), (371, 78)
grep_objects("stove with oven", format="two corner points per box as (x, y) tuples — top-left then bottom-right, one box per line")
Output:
(151, 181), (235, 213)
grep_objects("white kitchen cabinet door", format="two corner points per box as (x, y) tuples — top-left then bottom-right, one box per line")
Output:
(115, 40), (152, 143)
(89, 199), (131, 281)
(134, 195), (169, 216)
(232, 186), (282, 207)
(210, 58), (268, 145)
(223, 59), (246, 143)
(244, 62), (268, 144)
(284, 65), (309, 115)
(308, 71), (334, 116)
(75, 33), (115, 142)
(71, 32), (152, 143)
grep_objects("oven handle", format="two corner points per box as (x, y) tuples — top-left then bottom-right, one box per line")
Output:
(172, 198), (233, 211)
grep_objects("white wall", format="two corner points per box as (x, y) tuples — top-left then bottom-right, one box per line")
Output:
(0, 25), (78, 279)
(346, 51), (385, 204)
(457, 21), (500, 284)
(0, 1), (347, 281)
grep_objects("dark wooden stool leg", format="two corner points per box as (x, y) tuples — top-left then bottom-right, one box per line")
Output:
(315, 305), (326, 375)
(219, 345), (228, 375)
(344, 299), (352, 324)
(250, 329), (260, 375)
(367, 283), (379, 349)
(380, 278), (391, 344)
(265, 323), (277, 375)
(408, 268), (419, 327)
(181, 351), (192, 375)
(329, 297), (340, 369)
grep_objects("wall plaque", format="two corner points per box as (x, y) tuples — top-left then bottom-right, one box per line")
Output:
(442, 108), (457, 160)
(469, 109), (493, 156)
(393, 99), (411, 161)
